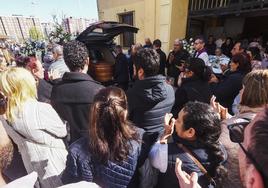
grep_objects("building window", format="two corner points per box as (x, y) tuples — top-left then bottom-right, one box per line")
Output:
(119, 12), (134, 48)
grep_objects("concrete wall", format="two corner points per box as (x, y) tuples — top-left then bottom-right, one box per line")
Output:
(98, 0), (143, 10)
(169, 0), (189, 50)
(97, 0), (189, 54)
(98, 0), (145, 48)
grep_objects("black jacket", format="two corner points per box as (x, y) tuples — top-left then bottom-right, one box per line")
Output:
(172, 76), (212, 118)
(127, 75), (175, 138)
(221, 43), (233, 58)
(210, 71), (245, 114)
(167, 50), (189, 87)
(37, 79), (53, 104)
(114, 53), (129, 83)
(156, 48), (167, 76)
(51, 72), (104, 144)
(167, 49), (189, 79)
(205, 43), (216, 55)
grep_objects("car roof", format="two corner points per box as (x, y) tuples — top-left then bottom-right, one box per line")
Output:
(76, 21), (138, 44)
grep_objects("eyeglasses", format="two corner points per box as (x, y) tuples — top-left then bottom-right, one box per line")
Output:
(228, 124), (268, 187)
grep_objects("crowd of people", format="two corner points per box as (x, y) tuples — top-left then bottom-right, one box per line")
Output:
(0, 33), (267, 188)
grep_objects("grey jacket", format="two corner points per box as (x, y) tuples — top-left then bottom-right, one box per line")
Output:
(2, 99), (68, 188)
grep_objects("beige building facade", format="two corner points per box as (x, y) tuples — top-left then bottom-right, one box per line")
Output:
(0, 15), (43, 42)
(97, 0), (189, 54)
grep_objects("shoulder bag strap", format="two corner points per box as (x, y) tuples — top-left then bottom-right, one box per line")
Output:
(177, 143), (216, 185)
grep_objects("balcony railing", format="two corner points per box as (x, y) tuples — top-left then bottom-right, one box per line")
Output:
(189, 0), (268, 17)
(190, 0), (229, 11)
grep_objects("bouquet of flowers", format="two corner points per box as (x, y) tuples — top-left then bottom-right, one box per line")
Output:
(181, 38), (195, 57)
(20, 40), (39, 56)
(49, 24), (71, 45)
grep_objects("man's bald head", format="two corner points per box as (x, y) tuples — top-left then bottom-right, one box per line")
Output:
(173, 39), (183, 52)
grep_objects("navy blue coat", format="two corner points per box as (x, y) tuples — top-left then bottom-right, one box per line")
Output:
(210, 71), (245, 114)
(61, 137), (142, 188)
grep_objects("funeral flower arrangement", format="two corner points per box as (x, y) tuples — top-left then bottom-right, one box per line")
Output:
(20, 40), (45, 56)
(49, 24), (71, 45)
(182, 38), (195, 57)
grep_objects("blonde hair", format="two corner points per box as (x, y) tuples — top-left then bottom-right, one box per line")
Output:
(0, 67), (37, 122)
(241, 70), (268, 108)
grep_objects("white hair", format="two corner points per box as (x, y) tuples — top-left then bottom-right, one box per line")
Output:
(52, 45), (63, 56)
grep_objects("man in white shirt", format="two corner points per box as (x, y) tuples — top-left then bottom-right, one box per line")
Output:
(194, 37), (210, 67)
(48, 44), (70, 79)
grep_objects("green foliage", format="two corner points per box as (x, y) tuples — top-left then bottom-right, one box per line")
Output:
(29, 27), (44, 41)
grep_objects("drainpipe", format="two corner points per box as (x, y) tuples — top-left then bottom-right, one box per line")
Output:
(96, 0), (100, 20)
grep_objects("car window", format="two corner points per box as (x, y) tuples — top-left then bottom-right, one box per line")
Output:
(90, 49), (104, 62)
(89, 47), (115, 64)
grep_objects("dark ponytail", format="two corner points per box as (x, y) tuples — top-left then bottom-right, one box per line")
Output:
(203, 140), (227, 185)
(88, 87), (139, 164)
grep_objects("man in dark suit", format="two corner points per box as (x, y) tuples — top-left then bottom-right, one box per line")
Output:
(51, 40), (103, 144)
(153, 39), (167, 76)
(114, 45), (129, 91)
(167, 39), (189, 86)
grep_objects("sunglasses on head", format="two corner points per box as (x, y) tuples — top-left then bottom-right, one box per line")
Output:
(228, 122), (268, 187)
(228, 120), (249, 143)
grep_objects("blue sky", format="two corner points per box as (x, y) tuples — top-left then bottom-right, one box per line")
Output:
(0, 0), (98, 22)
